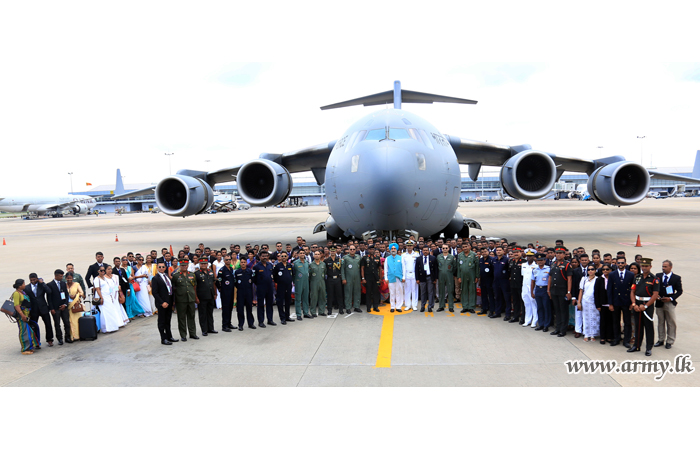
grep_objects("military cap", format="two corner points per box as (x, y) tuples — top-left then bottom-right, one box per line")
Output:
(640, 257), (653, 265)
(555, 247), (567, 253)
(536, 254), (546, 260)
(179, 257), (189, 263)
(406, 240), (415, 246)
(524, 249), (536, 256)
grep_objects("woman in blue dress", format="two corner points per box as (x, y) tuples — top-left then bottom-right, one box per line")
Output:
(125, 264), (145, 318)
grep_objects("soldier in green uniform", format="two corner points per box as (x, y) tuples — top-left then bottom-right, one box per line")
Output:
(457, 242), (479, 313)
(172, 258), (199, 341)
(308, 250), (327, 317)
(629, 257), (660, 356)
(195, 258), (218, 336)
(342, 244), (362, 313)
(292, 250), (311, 319)
(437, 244), (457, 312)
(361, 246), (382, 312)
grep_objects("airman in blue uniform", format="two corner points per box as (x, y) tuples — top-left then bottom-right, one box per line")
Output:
(252, 250), (276, 327)
(273, 252), (294, 324)
(234, 259), (255, 330)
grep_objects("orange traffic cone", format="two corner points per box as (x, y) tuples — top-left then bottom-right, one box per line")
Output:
(115, 234), (119, 242)
(2, 238), (5, 245)
(635, 235), (642, 247)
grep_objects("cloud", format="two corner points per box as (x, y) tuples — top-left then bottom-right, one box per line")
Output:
(216, 63), (269, 86)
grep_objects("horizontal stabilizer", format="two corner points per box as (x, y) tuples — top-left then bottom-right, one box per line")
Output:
(693, 150), (700, 178)
(321, 83), (477, 110)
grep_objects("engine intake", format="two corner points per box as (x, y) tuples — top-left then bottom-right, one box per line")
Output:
(237, 160), (293, 207)
(587, 161), (649, 206)
(500, 151), (556, 200)
(155, 175), (214, 216)
(72, 203), (90, 214)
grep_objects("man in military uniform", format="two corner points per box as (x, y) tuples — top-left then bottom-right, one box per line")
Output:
(401, 240), (420, 311)
(234, 258), (256, 330)
(629, 257), (660, 356)
(172, 258), (199, 341)
(216, 255), (236, 332)
(437, 244), (457, 312)
(508, 247), (524, 323)
(324, 246), (344, 314)
(492, 247), (510, 319)
(252, 250), (277, 327)
(273, 252), (294, 324)
(548, 247), (572, 337)
(292, 250), (311, 319)
(342, 244), (362, 313)
(195, 258), (218, 336)
(361, 246), (382, 312)
(478, 247), (494, 316)
(531, 254), (552, 331)
(457, 242), (479, 314)
(308, 250), (327, 317)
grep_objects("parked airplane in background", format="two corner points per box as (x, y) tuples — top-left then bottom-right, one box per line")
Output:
(115, 82), (700, 240)
(0, 195), (96, 216)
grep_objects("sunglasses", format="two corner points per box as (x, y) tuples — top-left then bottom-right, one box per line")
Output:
(587, 268), (596, 271)
(602, 268), (611, 271)
(98, 269), (105, 272)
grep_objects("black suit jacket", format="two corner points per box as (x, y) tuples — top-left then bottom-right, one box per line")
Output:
(656, 272), (682, 306)
(593, 276), (609, 309)
(113, 267), (130, 295)
(151, 273), (173, 307)
(415, 254), (438, 283)
(607, 270), (634, 307)
(85, 262), (105, 289)
(47, 279), (70, 310)
(24, 282), (52, 316)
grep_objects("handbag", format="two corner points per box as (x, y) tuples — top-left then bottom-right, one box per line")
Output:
(71, 301), (85, 314)
(1, 295), (17, 318)
(131, 280), (141, 292)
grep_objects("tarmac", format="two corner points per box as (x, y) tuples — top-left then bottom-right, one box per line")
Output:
(1, 198), (698, 387)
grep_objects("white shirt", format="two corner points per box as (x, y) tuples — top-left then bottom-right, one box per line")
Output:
(521, 261), (537, 286)
(421, 255), (431, 276)
(160, 273), (171, 294)
(401, 250), (419, 279)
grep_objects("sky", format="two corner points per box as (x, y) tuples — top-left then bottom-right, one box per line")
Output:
(1, 1), (699, 195)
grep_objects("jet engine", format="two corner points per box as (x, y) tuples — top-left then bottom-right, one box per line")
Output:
(155, 175), (214, 216)
(72, 203), (90, 214)
(236, 160), (293, 207)
(499, 151), (557, 200)
(587, 161), (650, 206)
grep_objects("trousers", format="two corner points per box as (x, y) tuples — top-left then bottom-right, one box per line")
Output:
(294, 280), (309, 316)
(534, 286), (551, 327)
(344, 278), (361, 310)
(220, 290), (234, 328)
(30, 311), (54, 343)
(309, 282), (327, 315)
(613, 306), (632, 344)
(633, 302), (655, 351)
(493, 279), (510, 316)
(156, 303), (173, 341)
(365, 279), (380, 310)
(176, 301), (197, 338)
(326, 279), (343, 311)
(403, 276), (418, 309)
(479, 279), (493, 312)
(419, 277), (435, 309)
(599, 306), (615, 341)
(237, 293), (255, 327)
(510, 285), (523, 320)
(51, 308), (71, 341)
(388, 281), (403, 309)
(551, 293), (569, 334)
(256, 283), (275, 324)
(522, 287), (538, 326)
(198, 297), (215, 332)
(438, 273), (454, 309)
(276, 282), (292, 321)
(656, 302), (676, 344)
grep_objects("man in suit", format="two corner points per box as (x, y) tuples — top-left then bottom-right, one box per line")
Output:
(607, 256), (635, 347)
(85, 252), (106, 293)
(152, 262), (177, 345)
(47, 269), (72, 345)
(654, 260), (683, 349)
(415, 245), (437, 312)
(25, 273), (54, 346)
(156, 247), (169, 264)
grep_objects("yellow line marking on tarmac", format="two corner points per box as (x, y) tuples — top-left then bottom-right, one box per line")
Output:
(370, 303), (412, 368)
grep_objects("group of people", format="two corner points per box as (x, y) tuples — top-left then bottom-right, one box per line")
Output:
(7, 236), (682, 357)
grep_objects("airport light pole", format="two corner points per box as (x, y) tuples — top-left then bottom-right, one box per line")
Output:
(164, 153), (175, 175)
(637, 136), (645, 166)
(68, 172), (73, 194)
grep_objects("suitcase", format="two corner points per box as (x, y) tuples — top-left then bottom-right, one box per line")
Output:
(78, 315), (98, 341)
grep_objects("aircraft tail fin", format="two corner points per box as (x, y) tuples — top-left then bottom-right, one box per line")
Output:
(115, 169), (125, 196)
(320, 81), (477, 110)
(693, 150), (700, 179)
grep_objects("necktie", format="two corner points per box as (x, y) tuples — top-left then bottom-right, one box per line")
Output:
(620, 271), (624, 278)
(32, 284), (37, 295)
(163, 274), (171, 294)
(663, 275), (668, 286)
(424, 256), (427, 264)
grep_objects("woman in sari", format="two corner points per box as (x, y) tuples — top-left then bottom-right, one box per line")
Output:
(578, 265), (600, 341)
(125, 261), (145, 319)
(94, 265), (125, 333)
(12, 279), (39, 355)
(146, 255), (158, 314)
(134, 256), (153, 317)
(65, 272), (86, 341)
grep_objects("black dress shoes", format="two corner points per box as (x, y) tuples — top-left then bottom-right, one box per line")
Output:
(558, 333), (566, 337)
(161, 339), (172, 345)
(168, 337), (179, 342)
(490, 314), (502, 319)
(286, 317), (295, 322)
(181, 336), (187, 342)
(209, 330), (218, 334)
(319, 313), (327, 317)
(238, 326), (244, 331)
(449, 308), (454, 313)
(354, 308), (362, 313)
(303, 314), (312, 319)
(281, 320), (286, 325)
(654, 341), (664, 347)
(202, 332), (208, 336)
(665, 343), (672, 349)
(645, 350), (652, 356)
(623, 343), (631, 349)
(503, 316), (511, 321)
(311, 314), (317, 318)
(610, 341), (619, 347)
(543, 327), (550, 332)
(338, 309), (344, 314)
(249, 325), (257, 329)
(390, 309), (395, 313)
(477, 310), (488, 315)
(65, 338), (74, 344)
(468, 309), (476, 314)
(268, 322), (277, 326)
(58, 339), (64, 345)
(259, 323), (267, 328)
(222, 327), (232, 332)
(373, 308), (380, 312)
(509, 318), (518, 323)
(535, 326), (544, 331)
(420, 307), (426, 312)
(627, 347), (639, 353)
(550, 331), (559, 335)
(428, 308), (433, 313)
(190, 335), (199, 339)
(460, 309), (468, 313)
(437, 307), (445, 312)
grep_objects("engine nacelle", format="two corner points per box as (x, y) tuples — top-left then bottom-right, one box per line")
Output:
(587, 161), (650, 206)
(155, 175), (214, 216)
(72, 203), (90, 214)
(237, 160), (293, 207)
(500, 151), (557, 200)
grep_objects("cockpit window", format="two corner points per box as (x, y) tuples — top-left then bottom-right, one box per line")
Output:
(365, 128), (413, 141)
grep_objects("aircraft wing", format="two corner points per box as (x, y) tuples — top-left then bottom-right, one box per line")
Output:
(445, 134), (700, 183)
(112, 186), (155, 200)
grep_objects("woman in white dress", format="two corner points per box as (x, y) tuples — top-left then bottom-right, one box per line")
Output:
(145, 255), (158, 314)
(94, 265), (125, 333)
(134, 257), (153, 317)
(212, 251), (225, 309)
(578, 265), (601, 342)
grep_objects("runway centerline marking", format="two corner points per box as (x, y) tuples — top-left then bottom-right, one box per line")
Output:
(370, 303), (412, 368)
